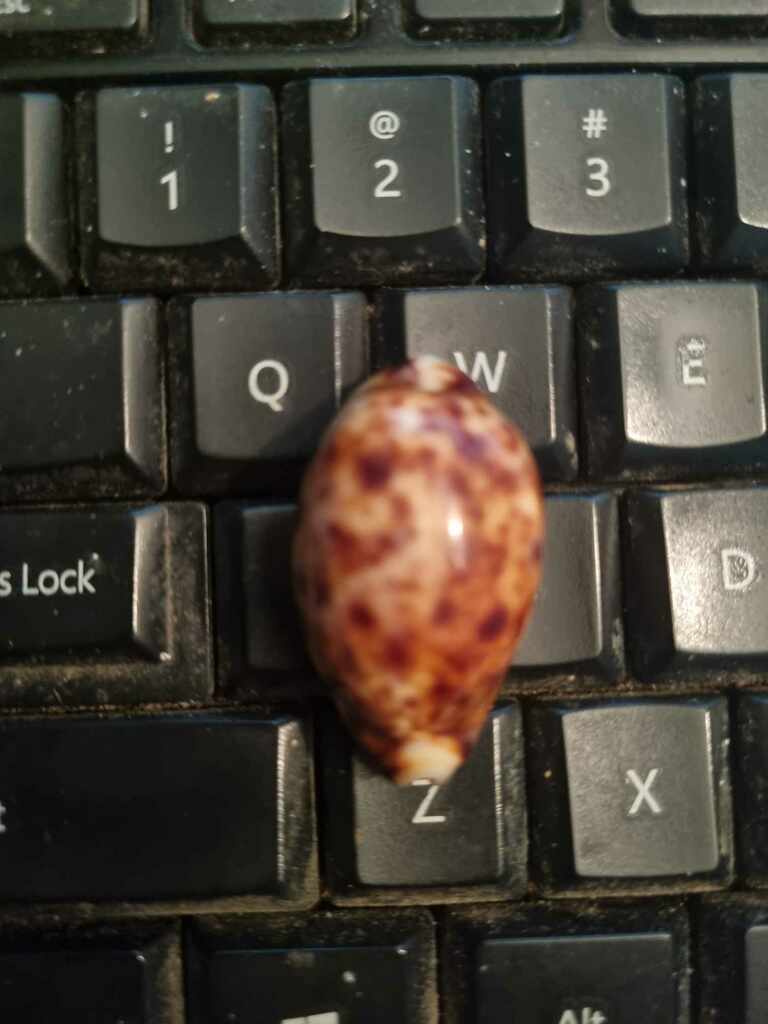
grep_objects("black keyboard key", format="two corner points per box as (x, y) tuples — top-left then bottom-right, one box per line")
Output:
(631, 0), (768, 10)
(0, 713), (315, 903)
(444, 901), (689, 1024)
(695, 75), (768, 272)
(215, 503), (314, 693)
(480, 937), (675, 1023)
(487, 74), (689, 281)
(197, 0), (356, 42)
(528, 699), (733, 891)
(747, 928), (768, 1021)
(0, 298), (164, 501)
(698, 897), (768, 1023)
(620, 1), (768, 38)
(322, 705), (526, 901)
(0, 0), (148, 53)
(169, 291), (368, 495)
(377, 286), (577, 480)
(186, 909), (435, 1024)
(78, 85), (278, 292)
(512, 494), (624, 683)
(282, 76), (485, 286)
(0, 921), (178, 1024)
(733, 695), (768, 883)
(581, 282), (768, 480)
(0, 506), (166, 660)
(414, 0), (564, 18)
(0, 503), (211, 706)
(408, 0), (566, 37)
(220, 494), (624, 694)
(0, 94), (71, 297)
(625, 488), (768, 681)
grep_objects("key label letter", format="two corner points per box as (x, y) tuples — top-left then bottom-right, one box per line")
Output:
(248, 359), (291, 413)
(281, 1015), (340, 1024)
(677, 336), (708, 388)
(411, 778), (447, 825)
(626, 767), (662, 817)
(558, 1010), (607, 1024)
(721, 547), (757, 592)
(453, 350), (508, 394)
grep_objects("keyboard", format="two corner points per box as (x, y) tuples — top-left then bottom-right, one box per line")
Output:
(3, 0), (768, 1020)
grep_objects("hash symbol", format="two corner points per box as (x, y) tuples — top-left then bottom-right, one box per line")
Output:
(582, 109), (608, 139)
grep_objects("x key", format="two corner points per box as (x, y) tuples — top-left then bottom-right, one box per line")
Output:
(527, 699), (734, 891)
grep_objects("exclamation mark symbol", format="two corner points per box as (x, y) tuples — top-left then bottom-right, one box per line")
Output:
(164, 120), (175, 154)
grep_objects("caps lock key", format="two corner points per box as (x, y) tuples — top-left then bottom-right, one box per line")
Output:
(0, 507), (169, 660)
(0, 503), (212, 707)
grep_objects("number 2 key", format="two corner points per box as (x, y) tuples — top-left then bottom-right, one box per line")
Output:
(282, 75), (486, 286)
(487, 74), (689, 281)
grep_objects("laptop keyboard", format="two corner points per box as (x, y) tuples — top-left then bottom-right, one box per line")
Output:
(1, 0), (767, 1020)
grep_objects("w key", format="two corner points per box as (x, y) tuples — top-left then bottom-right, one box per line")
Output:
(377, 286), (577, 480)
(283, 76), (485, 286)
(487, 74), (689, 280)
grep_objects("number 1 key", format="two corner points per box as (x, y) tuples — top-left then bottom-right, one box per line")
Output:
(78, 84), (279, 291)
(487, 74), (689, 281)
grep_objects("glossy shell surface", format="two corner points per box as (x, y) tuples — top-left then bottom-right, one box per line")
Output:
(293, 357), (544, 784)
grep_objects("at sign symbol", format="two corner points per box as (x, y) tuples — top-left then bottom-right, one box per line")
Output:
(369, 110), (401, 140)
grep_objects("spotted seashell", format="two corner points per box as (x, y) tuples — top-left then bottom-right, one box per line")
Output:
(293, 357), (544, 784)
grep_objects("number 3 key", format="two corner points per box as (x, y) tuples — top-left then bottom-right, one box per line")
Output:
(487, 74), (690, 281)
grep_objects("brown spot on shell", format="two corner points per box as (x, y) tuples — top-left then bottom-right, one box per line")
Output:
(327, 521), (356, 550)
(348, 601), (376, 629)
(454, 429), (487, 462)
(448, 469), (470, 498)
(357, 451), (393, 490)
(432, 598), (456, 626)
(383, 635), (413, 672)
(446, 650), (472, 674)
(448, 373), (479, 394)
(478, 605), (509, 642)
(431, 679), (457, 703)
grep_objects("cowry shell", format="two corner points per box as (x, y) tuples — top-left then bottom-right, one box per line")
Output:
(293, 357), (544, 785)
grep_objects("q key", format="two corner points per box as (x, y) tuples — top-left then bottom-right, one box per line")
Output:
(168, 291), (369, 495)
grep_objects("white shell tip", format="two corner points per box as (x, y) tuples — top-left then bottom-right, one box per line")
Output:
(393, 736), (463, 786)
